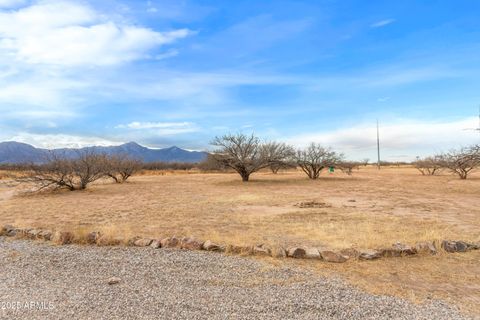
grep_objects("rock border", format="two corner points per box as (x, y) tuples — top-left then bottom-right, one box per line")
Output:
(1, 225), (479, 263)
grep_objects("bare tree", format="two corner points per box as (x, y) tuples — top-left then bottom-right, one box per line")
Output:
(295, 143), (344, 179)
(104, 155), (141, 183)
(414, 156), (443, 176)
(362, 158), (370, 166)
(17, 150), (107, 191)
(74, 151), (108, 189)
(269, 161), (296, 174)
(439, 145), (480, 179)
(198, 154), (229, 172)
(338, 161), (360, 175)
(264, 142), (296, 174)
(211, 134), (294, 181)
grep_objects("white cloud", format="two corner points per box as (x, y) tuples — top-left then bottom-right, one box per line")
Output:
(370, 19), (395, 28)
(8, 132), (121, 149)
(115, 121), (198, 135)
(0, 1), (192, 66)
(285, 117), (480, 161)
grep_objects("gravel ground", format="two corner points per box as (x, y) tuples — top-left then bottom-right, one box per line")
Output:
(0, 238), (473, 320)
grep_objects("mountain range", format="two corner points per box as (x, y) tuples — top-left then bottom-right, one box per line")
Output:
(0, 141), (207, 164)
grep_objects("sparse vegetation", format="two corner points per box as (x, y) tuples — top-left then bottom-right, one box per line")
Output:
(414, 156), (443, 176)
(438, 145), (480, 179)
(15, 151), (107, 191)
(15, 151), (142, 191)
(211, 133), (294, 181)
(295, 143), (344, 179)
(338, 161), (361, 175)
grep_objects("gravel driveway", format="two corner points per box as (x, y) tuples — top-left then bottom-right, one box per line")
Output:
(0, 238), (472, 320)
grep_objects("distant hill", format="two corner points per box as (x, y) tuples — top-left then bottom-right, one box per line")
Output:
(0, 141), (207, 164)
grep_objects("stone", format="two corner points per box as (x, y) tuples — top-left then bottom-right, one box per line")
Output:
(380, 243), (417, 257)
(0, 225), (15, 236)
(392, 242), (417, 255)
(86, 232), (101, 245)
(469, 242), (480, 250)
(287, 247), (306, 259)
(134, 238), (153, 247)
(305, 247), (321, 259)
(38, 230), (52, 241)
(319, 250), (347, 263)
(202, 240), (223, 251)
(161, 237), (180, 248)
(441, 240), (469, 253)
(270, 246), (287, 258)
(339, 248), (360, 259)
(359, 249), (381, 260)
(150, 239), (162, 249)
(415, 241), (437, 255)
(253, 245), (271, 256)
(51, 231), (74, 245)
(27, 229), (41, 239)
(2, 225), (19, 237)
(127, 236), (142, 246)
(107, 277), (121, 285)
(225, 244), (253, 255)
(181, 238), (203, 250)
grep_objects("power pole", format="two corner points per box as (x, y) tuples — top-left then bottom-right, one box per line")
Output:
(376, 119), (381, 169)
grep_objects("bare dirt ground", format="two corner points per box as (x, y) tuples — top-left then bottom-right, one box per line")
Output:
(0, 166), (479, 315)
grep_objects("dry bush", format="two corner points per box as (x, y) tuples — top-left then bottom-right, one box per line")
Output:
(197, 154), (230, 172)
(264, 142), (296, 174)
(16, 151), (107, 191)
(295, 143), (344, 179)
(141, 162), (197, 171)
(414, 156), (443, 176)
(439, 145), (480, 179)
(337, 161), (361, 175)
(104, 155), (141, 183)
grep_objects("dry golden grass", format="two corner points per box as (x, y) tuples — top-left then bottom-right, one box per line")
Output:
(1, 166), (478, 248)
(0, 166), (479, 314)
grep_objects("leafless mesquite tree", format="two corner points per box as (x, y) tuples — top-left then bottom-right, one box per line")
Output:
(198, 154), (229, 171)
(104, 155), (142, 183)
(414, 156), (443, 176)
(264, 142), (296, 174)
(337, 161), (360, 175)
(295, 143), (344, 179)
(211, 134), (294, 181)
(17, 150), (108, 191)
(16, 151), (143, 191)
(439, 145), (480, 179)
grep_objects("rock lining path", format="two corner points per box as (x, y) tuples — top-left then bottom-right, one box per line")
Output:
(0, 239), (472, 320)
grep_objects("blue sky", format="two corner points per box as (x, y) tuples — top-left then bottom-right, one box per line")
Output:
(0, 0), (479, 160)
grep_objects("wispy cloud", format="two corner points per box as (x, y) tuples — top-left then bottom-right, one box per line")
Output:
(370, 19), (395, 28)
(115, 121), (198, 135)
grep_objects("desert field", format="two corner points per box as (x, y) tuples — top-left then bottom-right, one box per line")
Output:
(0, 166), (479, 314)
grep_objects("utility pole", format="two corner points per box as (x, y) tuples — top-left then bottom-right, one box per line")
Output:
(376, 119), (381, 169)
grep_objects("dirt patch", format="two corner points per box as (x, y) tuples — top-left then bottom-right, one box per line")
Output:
(294, 200), (332, 208)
